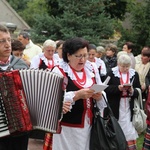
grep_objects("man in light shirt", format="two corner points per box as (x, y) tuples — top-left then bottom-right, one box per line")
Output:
(18, 31), (42, 62)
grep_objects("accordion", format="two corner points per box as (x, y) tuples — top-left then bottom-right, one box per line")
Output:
(0, 69), (64, 137)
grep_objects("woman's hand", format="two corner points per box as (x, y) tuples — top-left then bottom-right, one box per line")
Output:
(118, 85), (124, 91)
(92, 92), (102, 101)
(62, 101), (72, 114)
(127, 86), (134, 95)
(74, 88), (95, 101)
(141, 84), (146, 92)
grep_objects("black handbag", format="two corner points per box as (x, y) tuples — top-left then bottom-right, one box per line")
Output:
(90, 95), (127, 150)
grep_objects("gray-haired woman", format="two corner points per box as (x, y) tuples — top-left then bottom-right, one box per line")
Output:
(104, 54), (141, 150)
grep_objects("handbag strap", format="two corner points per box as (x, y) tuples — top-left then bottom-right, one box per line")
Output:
(102, 94), (114, 116)
(135, 88), (143, 109)
(94, 94), (114, 116)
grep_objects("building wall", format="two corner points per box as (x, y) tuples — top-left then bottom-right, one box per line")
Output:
(0, 0), (30, 30)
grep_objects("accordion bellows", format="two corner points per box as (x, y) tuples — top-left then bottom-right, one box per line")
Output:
(0, 69), (64, 137)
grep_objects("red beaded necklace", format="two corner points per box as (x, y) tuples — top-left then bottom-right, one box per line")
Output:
(70, 66), (86, 86)
(119, 71), (129, 84)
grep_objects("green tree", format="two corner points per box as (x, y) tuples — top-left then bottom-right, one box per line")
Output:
(7, 0), (28, 11)
(104, 0), (127, 20)
(18, 0), (48, 27)
(8, 0), (138, 44)
(31, 0), (115, 44)
(9, 0), (136, 44)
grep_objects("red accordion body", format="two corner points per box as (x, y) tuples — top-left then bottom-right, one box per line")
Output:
(0, 70), (32, 137)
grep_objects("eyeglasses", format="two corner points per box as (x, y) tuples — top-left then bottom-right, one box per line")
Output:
(73, 54), (88, 60)
(0, 38), (11, 44)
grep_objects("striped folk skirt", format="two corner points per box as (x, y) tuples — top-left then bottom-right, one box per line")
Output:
(142, 125), (150, 150)
(127, 140), (137, 150)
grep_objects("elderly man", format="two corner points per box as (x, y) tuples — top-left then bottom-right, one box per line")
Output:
(18, 31), (42, 62)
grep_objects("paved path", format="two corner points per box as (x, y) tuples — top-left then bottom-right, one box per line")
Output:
(28, 139), (43, 150)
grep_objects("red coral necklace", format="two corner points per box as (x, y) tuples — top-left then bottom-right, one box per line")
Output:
(70, 66), (86, 86)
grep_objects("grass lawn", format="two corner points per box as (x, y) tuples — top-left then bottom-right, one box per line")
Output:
(137, 132), (145, 150)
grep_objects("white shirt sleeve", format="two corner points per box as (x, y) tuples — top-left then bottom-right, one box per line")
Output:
(100, 59), (107, 76)
(30, 55), (41, 69)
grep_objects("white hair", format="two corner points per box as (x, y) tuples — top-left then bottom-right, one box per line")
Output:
(117, 51), (128, 59)
(43, 39), (56, 49)
(96, 46), (105, 53)
(117, 54), (131, 65)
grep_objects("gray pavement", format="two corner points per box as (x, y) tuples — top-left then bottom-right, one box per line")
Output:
(28, 138), (43, 150)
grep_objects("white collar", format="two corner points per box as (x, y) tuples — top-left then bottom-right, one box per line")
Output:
(58, 60), (95, 80)
(112, 66), (135, 79)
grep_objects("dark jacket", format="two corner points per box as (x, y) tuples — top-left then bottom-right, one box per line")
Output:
(102, 55), (117, 73)
(104, 69), (141, 121)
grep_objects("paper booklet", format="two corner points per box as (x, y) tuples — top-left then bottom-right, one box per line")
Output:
(90, 84), (108, 93)
(90, 76), (110, 93)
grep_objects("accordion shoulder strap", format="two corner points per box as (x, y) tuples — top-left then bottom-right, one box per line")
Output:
(7, 55), (21, 70)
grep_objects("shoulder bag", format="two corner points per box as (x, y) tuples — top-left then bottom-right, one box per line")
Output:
(90, 95), (127, 150)
(132, 88), (147, 133)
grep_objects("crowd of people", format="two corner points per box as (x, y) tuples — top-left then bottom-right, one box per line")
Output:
(0, 24), (150, 150)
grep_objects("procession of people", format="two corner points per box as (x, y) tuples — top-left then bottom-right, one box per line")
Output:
(0, 24), (150, 150)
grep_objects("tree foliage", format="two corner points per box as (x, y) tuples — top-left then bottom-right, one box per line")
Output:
(18, 0), (48, 27)
(104, 0), (127, 20)
(7, 0), (28, 12)
(31, 0), (115, 44)
(7, 0), (133, 44)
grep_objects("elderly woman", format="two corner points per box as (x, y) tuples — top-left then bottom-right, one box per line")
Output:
(104, 54), (141, 150)
(96, 46), (106, 59)
(51, 37), (107, 150)
(30, 39), (59, 70)
(30, 39), (59, 142)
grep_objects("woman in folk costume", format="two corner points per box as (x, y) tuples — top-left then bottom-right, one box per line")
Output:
(29, 39), (59, 149)
(88, 44), (107, 82)
(135, 46), (150, 102)
(50, 37), (107, 150)
(104, 54), (141, 150)
(30, 39), (59, 70)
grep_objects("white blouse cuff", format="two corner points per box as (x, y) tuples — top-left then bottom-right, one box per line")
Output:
(64, 91), (75, 106)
